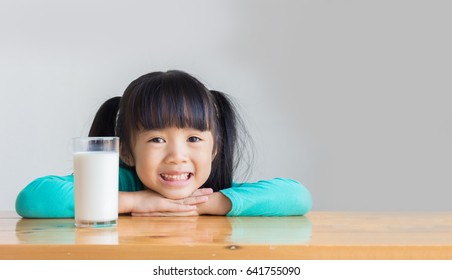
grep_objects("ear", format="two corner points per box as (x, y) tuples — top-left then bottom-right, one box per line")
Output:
(120, 144), (135, 167)
(212, 146), (218, 162)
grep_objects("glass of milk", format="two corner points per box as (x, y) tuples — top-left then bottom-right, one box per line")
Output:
(73, 137), (119, 228)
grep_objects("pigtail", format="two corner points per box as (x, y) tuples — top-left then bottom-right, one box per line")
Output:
(88, 96), (121, 137)
(207, 91), (253, 191)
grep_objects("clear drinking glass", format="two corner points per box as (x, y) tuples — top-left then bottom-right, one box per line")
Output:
(73, 137), (119, 228)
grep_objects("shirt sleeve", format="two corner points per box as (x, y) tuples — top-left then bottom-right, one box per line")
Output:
(220, 178), (312, 216)
(15, 175), (75, 218)
(15, 168), (143, 218)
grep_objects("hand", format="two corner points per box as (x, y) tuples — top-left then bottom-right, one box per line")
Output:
(119, 188), (213, 217)
(196, 191), (232, 216)
(142, 191), (233, 216)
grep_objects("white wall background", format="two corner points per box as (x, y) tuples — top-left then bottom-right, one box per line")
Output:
(1, 0), (451, 211)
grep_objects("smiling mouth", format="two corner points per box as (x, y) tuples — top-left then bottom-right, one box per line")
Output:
(160, 173), (192, 181)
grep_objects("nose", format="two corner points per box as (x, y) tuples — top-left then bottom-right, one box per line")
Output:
(165, 142), (188, 164)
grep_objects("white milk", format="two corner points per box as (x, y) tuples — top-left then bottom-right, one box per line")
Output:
(74, 151), (119, 225)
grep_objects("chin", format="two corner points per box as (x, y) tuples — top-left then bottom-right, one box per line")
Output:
(161, 190), (195, 200)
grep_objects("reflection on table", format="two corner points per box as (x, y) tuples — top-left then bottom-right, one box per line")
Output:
(13, 215), (312, 246)
(3, 212), (452, 259)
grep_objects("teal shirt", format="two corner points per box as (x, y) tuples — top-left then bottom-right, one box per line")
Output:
(15, 167), (312, 218)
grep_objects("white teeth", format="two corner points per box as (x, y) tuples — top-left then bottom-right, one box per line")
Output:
(161, 173), (190, 181)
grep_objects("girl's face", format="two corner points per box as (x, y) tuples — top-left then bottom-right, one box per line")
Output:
(132, 127), (215, 199)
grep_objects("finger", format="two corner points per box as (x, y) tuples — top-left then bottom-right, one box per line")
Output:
(181, 195), (208, 205)
(132, 211), (198, 217)
(131, 212), (162, 217)
(164, 203), (198, 212)
(191, 188), (213, 196)
(142, 202), (197, 213)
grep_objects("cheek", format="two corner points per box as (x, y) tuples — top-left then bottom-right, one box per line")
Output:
(134, 154), (158, 182)
(199, 146), (214, 162)
(195, 153), (214, 176)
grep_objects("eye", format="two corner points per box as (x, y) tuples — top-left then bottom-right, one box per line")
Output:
(148, 137), (165, 143)
(188, 136), (202, 143)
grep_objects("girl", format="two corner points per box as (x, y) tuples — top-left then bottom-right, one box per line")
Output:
(15, 70), (312, 217)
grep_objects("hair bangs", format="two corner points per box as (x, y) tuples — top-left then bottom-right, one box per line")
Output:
(132, 74), (215, 132)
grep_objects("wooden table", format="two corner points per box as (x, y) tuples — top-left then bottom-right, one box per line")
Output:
(1, 211), (452, 259)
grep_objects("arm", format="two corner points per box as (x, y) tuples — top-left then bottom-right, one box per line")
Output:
(15, 175), (75, 218)
(15, 173), (211, 218)
(196, 191), (232, 215)
(129, 178), (311, 216)
(214, 178), (312, 216)
(121, 188), (212, 216)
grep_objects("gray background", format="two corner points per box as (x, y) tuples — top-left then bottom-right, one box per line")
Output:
(1, 0), (451, 211)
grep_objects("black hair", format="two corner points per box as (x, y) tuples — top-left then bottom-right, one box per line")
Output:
(88, 96), (121, 137)
(88, 70), (252, 191)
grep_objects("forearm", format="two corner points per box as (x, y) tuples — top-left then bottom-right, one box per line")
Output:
(17, 175), (136, 217)
(221, 178), (312, 216)
(15, 175), (75, 218)
(118, 191), (135, 214)
(197, 192), (232, 215)
(118, 190), (160, 214)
